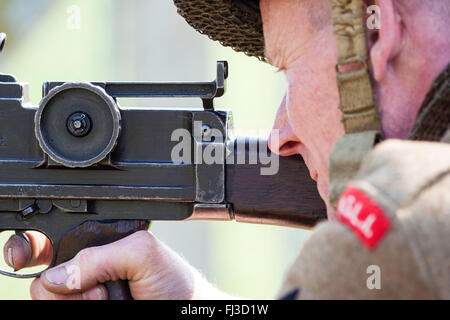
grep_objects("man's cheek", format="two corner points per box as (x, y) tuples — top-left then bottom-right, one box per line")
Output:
(288, 105), (319, 145)
(285, 90), (309, 133)
(286, 83), (320, 125)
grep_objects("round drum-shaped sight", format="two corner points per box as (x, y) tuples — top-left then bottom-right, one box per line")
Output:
(35, 83), (121, 168)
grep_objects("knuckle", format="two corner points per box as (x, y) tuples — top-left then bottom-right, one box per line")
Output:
(128, 230), (159, 262)
(74, 246), (95, 266)
(132, 230), (156, 249)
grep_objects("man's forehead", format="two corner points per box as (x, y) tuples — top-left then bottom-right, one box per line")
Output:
(261, 0), (331, 25)
(261, 0), (332, 66)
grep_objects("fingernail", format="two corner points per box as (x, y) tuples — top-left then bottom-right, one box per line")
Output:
(7, 247), (14, 268)
(44, 266), (68, 285)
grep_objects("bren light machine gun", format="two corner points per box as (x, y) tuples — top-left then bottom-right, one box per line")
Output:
(0, 33), (326, 299)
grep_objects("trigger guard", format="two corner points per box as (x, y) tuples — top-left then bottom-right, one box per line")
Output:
(0, 269), (48, 279)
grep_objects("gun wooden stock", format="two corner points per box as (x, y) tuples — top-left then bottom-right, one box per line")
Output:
(225, 138), (327, 228)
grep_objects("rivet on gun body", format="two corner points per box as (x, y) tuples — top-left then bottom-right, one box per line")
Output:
(202, 124), (212, 141)
(70, 199), (81, 208)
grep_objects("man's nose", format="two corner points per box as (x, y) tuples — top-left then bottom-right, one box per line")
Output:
(268, 95), (302, 156)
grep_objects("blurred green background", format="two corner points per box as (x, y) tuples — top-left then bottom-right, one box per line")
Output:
(0, 0), (312, 299)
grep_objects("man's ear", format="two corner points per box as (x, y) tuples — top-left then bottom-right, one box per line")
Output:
(368, 0), (402, 82)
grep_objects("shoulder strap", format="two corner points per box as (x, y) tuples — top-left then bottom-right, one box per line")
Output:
(328, 0), (383, 208)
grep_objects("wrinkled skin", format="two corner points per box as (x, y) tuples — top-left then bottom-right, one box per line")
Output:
(3, 0), (449, 299)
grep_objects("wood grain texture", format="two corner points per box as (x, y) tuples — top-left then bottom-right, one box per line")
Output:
(226, 138), (327, 228)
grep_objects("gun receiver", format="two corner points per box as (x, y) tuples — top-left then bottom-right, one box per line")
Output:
(0, 34), (326, 298)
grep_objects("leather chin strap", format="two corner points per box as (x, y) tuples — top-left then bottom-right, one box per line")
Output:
(328, 0), (384, 208)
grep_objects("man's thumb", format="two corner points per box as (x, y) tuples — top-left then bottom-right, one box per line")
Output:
(39, 230), (154, 295)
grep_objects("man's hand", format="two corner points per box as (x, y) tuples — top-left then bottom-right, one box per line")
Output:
(3, 230), (229, 300)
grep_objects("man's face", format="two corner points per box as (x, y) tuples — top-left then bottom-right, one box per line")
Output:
(262, 0), (345, 216)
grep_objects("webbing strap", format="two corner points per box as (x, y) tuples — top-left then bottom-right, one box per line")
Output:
(328, 131), (381, 207)
(329, 0), (383, 208)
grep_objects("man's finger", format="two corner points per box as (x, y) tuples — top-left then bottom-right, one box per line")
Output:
(3, 231), (53, 270)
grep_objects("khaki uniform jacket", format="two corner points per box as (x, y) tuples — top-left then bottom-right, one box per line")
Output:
(278, 140), (450, 299)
